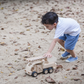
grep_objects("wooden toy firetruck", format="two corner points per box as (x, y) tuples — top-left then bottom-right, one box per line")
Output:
(25, 56), (56, 77)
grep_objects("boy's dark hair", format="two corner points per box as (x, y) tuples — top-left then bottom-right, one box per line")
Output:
(41, 12), (58, 25)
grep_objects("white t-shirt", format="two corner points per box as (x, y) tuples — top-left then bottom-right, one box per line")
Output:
(54, 17), (81, 39)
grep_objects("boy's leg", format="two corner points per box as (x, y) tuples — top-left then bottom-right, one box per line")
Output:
(58, 34), (79, 62)
(58, 34), (66, 48)
(58, 39), (75, 57)
(58, 39), (76, 57)
(57, 39), (65, 48)
(66, 49), (78, 62)
(64, 34), (79, 62)
(58, 39), (70, 57)
(58, 40), (78, 62)
(65, 34), (79, 55)
(66, 49), (76, 57)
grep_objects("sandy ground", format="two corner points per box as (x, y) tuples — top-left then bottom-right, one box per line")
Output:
(0, 0), (84, 84)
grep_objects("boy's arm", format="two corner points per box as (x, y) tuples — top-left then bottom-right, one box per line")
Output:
(44, 38), (59, 57)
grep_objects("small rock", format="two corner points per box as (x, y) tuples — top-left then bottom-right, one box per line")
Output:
(13, 41), (17, 43)
(72, 67), (78, 70)
(81, 74), (84, 76)
(56, 65), (63, 69)
(30, 6), (33, 9)
(8, 63), (12, 65)
(9, 73), (12, 76)
(17, 69), (21, 71)
(28, 42), (31, 46)
(23, 59), (26, 61)
(35, 77), (38, 79)
(29, 52), (33, 55)
(14, 76), (18, 79)
(45, 76), (55, 83)
(2, 38), (5, 39)
(15, 49), (19, 51)
(59, 48), (65, 51)
(23, 75), (26, 77)
(24, 56), (29, 58)
(41, 80), (44, 82)
(58, 81), (63, 84)
(18, 58), (21, 60)
(41, 31), (44, 33)
(50, 8), (55, 12)
(14, 53), (18, 55)
(66, 69), (70, 71)
(5, 79), (8, 80)
(0, 42), (7, 46)
(80, 50), (83, 52)
(72, 65), (78, 70)
(1, 28), (4, 30)
(73, 79), (80, 81)
(60, 57), (68, 60)
(22, 67), (25, 69)
(38, 45), (41, 48)
(22, 48), (28, 51)
(26, 29), (30, 31)
(54, 69), (59, 73)
(20, 32), (25, 35)
(66, 7), (70, 9)
(35, 29), (39, 33)
(75, 65), (78, 67)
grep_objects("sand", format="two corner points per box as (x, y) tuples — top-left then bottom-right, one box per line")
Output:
(0, 0), (84, 84)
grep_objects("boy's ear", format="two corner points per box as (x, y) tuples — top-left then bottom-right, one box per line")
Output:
(54, 23), (57, 26)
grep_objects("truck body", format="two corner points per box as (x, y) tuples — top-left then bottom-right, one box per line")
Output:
(25, 56), (56, 77)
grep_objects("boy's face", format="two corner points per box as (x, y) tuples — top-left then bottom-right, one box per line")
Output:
(43, 23), (57, 30)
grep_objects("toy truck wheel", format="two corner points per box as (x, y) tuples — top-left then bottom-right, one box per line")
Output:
(48, 67), (53, 73)
(32, 71), (37, 77)
(43, 69), (48, 74)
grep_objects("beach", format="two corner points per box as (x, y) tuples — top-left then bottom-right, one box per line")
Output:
(0, 0), (84, 84)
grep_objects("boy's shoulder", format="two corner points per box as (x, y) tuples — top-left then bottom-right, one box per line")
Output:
(59, 17), (77, 24)
(57, 17), (79, 29)
(59, 17), (74, 20)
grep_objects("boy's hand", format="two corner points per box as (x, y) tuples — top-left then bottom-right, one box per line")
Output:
(43, 52), (52, 58)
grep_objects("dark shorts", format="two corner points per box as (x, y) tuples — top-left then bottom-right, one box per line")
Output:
(58, 34), (79, 50)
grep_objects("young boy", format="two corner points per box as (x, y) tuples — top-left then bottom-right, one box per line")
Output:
(41, 12), (81, 62)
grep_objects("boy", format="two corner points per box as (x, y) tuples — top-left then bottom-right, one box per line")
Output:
(41, 12), (81, 62)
